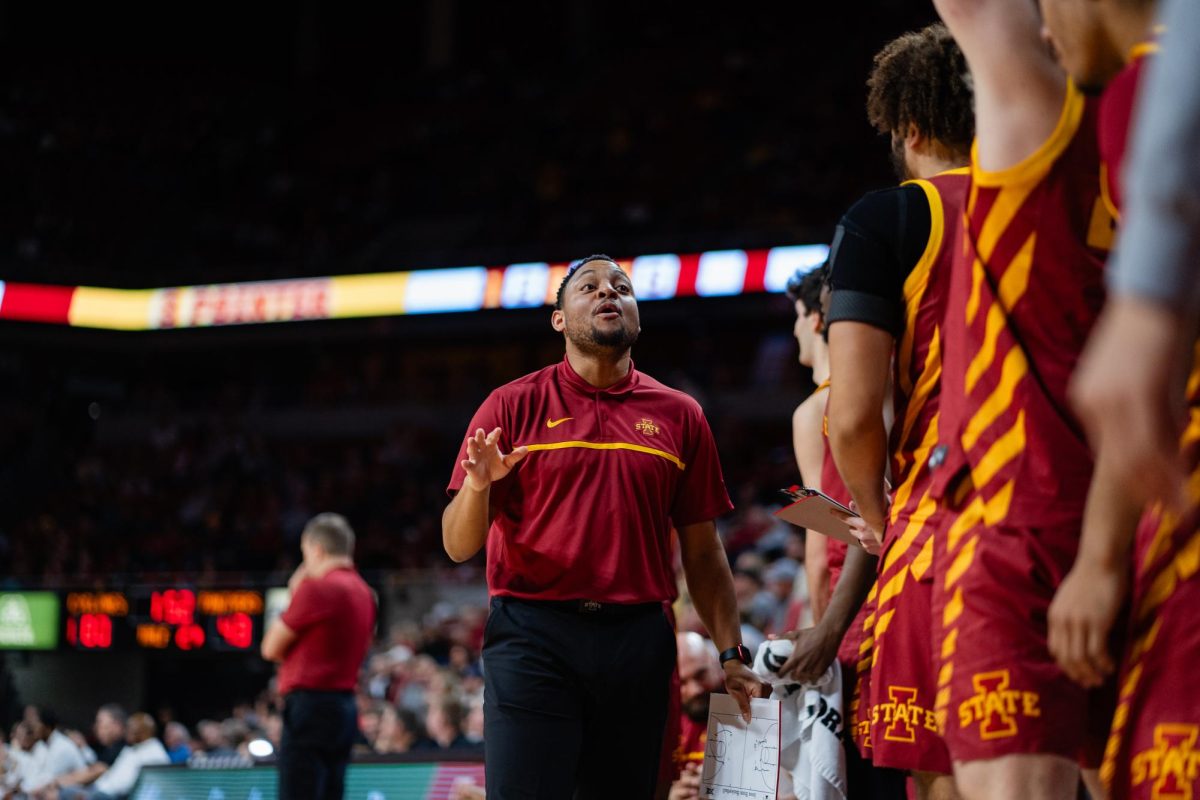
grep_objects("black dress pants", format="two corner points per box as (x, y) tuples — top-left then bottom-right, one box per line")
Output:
(279, 689), (358, 800)
(483, 597), (677, 800)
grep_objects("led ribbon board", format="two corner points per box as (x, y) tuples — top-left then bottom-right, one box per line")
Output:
(0, 245), (828, 331)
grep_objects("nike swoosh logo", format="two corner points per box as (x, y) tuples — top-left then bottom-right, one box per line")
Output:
(546, 417), (573, 428)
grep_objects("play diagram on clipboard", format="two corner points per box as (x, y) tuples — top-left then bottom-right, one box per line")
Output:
(701, 695), (781, 800)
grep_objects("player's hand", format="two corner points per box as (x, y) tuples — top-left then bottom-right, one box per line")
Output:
(834, 502), (885, 555)
(461, 427), (529, 492)
(722, 661), (770, 722)
(668, 762), (702, 800)
(1070, 296), (1189, 508)
(774, 625), (842, 684)
(1048, 558), (1127, 688)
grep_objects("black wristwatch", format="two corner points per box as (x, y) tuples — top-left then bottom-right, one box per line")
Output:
(719, 644), (752, 667)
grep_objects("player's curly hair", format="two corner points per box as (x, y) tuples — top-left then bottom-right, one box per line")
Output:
(866, 23), (974, 159)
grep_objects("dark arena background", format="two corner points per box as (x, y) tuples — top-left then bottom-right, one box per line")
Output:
(1, 2), (940, 798)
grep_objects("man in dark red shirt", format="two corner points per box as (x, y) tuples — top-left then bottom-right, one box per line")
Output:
(667, 632), (725, 800)
(262, 513), (376, 800)
(443, 255), (766, 799)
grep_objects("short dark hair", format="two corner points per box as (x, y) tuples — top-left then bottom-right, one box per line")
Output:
(786, 263), (828, 319)
(34, 706), (59, 730)
(866, 23), (974, 159)
(302, 512), (355, 556)
(554, 254), (621, 310)
(433, 697), (465, 731)
(396, 707), (426, 738)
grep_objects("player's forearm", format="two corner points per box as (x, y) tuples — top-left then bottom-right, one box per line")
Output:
(1076, 451), (1143, 570)
(680, 529), (743, 651)
(828, 409), (890, 528)
(805, 535), (831, 624)
(441, 486), (491, 562)
(817, 546), (876, 641)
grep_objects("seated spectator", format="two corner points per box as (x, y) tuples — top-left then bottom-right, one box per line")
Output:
(757, 558), (803, 635)
(425, 698), (478, 752)
(48, 706), (126, 793)
(375, 707), (436, 754)
(353, 702), (386, 755)
(21, 707), (87, 796)
(57, 713), (168, 800)
(462, 698), (484, 747)
(161, 723), (190, 765)
(667, 632), (725, 800)
(195, 720), (235, 758)
(2, 722), (38, 794)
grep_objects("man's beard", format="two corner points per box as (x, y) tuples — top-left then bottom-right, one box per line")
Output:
(682, 694), (711, 723)
(568, 320), (639, 353)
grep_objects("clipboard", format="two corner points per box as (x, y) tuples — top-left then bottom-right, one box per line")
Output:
(773, 486), (861, 545)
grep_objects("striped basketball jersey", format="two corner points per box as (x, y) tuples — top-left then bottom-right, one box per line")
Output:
(932, 81), (1114, 526)
(882, 168), (969, 555)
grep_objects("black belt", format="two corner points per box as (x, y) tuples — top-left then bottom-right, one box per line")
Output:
(498, 597), (663, 618)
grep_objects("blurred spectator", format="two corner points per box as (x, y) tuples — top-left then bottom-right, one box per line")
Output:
(46, 705), (126, 793)
(425, 698), (478, 752)
(355, 703), (385, 754)
(374, 707), (436, 755)
(757, 558), (804, 635)
(2, 722), (38, 794)
(21, 707), (87, 795)
(195, 720), (234, 758)
(58, 713), (168, 800)
(162, 723), (190, 765)
(463, 698), (484, 747)
(668, 633), (725, 800)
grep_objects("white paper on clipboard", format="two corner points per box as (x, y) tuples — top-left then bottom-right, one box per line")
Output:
(701, 694), (782, 800)
(773, 487), (861, 545)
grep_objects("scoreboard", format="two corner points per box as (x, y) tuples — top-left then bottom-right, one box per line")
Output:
(62, 588), (266, 653)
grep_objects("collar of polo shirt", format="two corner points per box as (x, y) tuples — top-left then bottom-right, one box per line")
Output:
(557, 356), (640, 396)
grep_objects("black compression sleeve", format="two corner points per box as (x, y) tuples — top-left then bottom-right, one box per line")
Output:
(826, 184), (932, 337)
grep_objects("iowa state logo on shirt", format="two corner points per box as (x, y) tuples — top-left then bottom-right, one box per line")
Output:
(635, 418), (660, 437)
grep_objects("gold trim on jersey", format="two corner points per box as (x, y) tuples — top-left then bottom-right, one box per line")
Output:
(1129, 41), (1160, 60)
(522, 440), (686, 471)
(1099, 163), (1121, 223)
(896, 177), (947, 396)
(971, 80), (1086, 189)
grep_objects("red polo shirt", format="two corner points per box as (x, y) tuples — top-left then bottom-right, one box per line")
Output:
(448, 358), (733, 603)
(278, 567), (376, 695)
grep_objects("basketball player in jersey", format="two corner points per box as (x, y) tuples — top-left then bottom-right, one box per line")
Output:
(928, 0), (1117, 797)
(1036, 4), (1200, 800)
(788, 265), (836, 625)
(824, 23), (973, 800)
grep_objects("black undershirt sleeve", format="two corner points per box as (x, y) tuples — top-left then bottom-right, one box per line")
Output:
(825, 184), (933, 338)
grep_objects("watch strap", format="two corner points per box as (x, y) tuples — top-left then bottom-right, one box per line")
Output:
(719, 644), (752, 666)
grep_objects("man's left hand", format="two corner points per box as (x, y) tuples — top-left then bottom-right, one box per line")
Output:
(722, 662), (770, 722)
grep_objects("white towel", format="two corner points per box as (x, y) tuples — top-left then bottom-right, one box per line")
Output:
(754, 639), (848, 800)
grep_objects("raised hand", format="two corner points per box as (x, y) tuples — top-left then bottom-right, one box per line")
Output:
(461, 427), (529, 492)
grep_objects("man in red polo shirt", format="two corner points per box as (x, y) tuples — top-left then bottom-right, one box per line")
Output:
(262, 513), (376, 800)
(443, 255), (767, 799)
